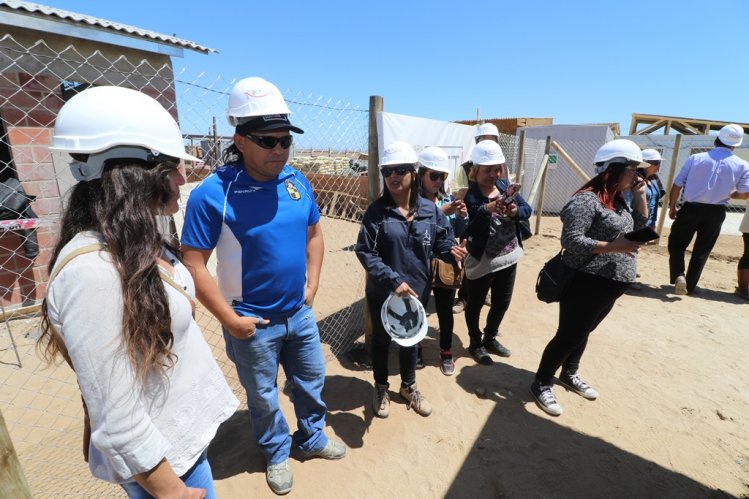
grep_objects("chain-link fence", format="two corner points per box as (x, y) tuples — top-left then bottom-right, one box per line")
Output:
(0, 33), (367, 496)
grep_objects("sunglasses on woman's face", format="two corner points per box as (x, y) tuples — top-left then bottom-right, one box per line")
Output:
(381, 165), (414, 178)
(245, 134), (294, 150)
(427, 171), (448, 181)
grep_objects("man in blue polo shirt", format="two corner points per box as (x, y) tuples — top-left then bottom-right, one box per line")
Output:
(667, 123), (749, 295)
(181, 77), (345, 496)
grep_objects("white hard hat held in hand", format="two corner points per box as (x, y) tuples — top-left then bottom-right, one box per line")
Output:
(50, 86), (199, 181)
(717, 124), (744, 147)
(471, 140), (506, 166)
(474, 122), (499, 139)
(593, 139), (643, 174)
(418, 146), (450, 173)
(641, 148), (665, 163)
(380, 293), (428, 347)
(380, 141), (418, 167)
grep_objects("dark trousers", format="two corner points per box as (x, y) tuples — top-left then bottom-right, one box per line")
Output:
(739, 233), (749, 270)
(464, 264), (517, 348)
(668, 202), (726, 292)
(367, 294), (416, 387)
(432, 286), (456, 352)
(535, 271), (629, 385)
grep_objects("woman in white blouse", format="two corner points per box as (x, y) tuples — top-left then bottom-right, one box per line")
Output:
(37, 86), (238, 498)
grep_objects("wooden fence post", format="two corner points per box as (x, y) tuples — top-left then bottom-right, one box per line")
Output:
(533, 136), (553, 236)
(515, 129), (526, 185)
(363, 96), (384, 352)
(656, 133), (682, 238)
(0, 408), (32, 499)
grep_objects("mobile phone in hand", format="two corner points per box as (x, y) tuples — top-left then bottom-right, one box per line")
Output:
(624, 226), (659, 243)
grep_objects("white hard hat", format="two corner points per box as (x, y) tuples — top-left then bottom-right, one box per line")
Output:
(380, 293), (427, 347)
(50, 86), (199, 181)
(418, 146), (450, 173)
(474, 122), (499, 139)
(593, 139), (643, 174)
(226, 77), (292, 127)
(641, 148), (665, 163)
(471, 140), (506, 166)
(380, 141), (418, 167)
(718, 124), (744, 147)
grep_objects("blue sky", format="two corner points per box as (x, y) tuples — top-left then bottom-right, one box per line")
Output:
(39, 0), (749, 132)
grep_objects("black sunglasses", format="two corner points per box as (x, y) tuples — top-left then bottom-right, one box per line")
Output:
(381, 165), (414, 178)
(245, 134), (293, 150)
(426, 171), (448, 181)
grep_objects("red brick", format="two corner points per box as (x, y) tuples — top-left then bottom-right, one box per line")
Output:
(10, 145), (34, 165)
(32, 146), (52, 163)
(5, 90), (47, 111)
(26, 109), (56, 127)
(18, 73), (59, 93)
(36, 179), (60, 198)
(28, 162), (56, 181)
(0, 72), (20, 89)
(7, 126), (52, 146)
(0, 107), (26, 126)
(30, 196), (62, 217)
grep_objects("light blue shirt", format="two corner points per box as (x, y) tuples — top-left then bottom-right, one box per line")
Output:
(674, 147), (749, 205)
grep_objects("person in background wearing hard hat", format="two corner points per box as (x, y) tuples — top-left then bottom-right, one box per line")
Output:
(180, 77), (345, 496)
(624, 148), (666, 229)
(462, 140), (531, 366)
(531, 139), (648, 417)
(38, 86), (238, 499)
(475, 122), (501, 145)
(667, 124), (749, 295)
(418, 146), (468, 376)
(736, 200), (749, 301)
(355, 141), (467, 418)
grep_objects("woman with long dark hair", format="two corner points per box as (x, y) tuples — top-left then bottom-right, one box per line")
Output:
(38, 86), (238, 498)
(531, 139), (647, 417)
(417, 147), (468, 375)
(356, 141), (466, 418)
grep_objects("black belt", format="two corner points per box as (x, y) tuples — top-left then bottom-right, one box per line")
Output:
(683, 202), (727, 210)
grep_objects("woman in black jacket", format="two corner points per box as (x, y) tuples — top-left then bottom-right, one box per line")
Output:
(355, 141), (466, 419)
(462, 140), (531, 366)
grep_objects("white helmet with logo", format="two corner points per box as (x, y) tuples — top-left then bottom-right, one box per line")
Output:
(50, 86), (198, 181)
(226, 77), (292, 126)
(380, 141), (418, 167)
(418, 146), (450, 173)
(380, 293), (428, 347)
(641, 148), (665, 163)
(593, 139), (643, 174)
(474, 122), (499, 139)
(471, 140), (506, 166)
(718, 124), (744, 147)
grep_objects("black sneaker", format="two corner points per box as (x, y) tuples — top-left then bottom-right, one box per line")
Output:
(416, 345), (425, 369)
(530, 380), (562, 416)
(440, 351), (455, 376)
(483, 337), (511, 357)
(469, 345), (493, 366)
(559, 370), (598, 400)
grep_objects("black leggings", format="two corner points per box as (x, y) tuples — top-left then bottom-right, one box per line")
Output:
(368, 294), (417, 387)
(740, 233), (749, 270)
(464, 264), (517, 348)
(432, 286), (456, 352)
(535, 271), (629, 385)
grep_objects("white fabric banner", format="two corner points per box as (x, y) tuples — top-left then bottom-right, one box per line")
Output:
(377, 111), (476, 191)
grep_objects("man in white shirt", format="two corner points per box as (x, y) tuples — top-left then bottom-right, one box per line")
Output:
(667, 124), (749, 295)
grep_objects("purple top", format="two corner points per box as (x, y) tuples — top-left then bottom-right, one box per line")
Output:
(674, 147), (749, 205)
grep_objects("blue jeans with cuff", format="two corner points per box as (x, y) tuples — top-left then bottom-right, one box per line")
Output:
(224, 303), (328, 465)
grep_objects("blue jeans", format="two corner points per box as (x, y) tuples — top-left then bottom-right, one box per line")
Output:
(224, 303), (328, 465)
(120, 451), (214, 498)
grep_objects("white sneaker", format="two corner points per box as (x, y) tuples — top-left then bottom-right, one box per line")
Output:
(674, 276), (687, 295)
(266, 459), (292, 495)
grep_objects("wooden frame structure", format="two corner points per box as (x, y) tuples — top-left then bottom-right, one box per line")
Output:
(629, 113), (749, 136)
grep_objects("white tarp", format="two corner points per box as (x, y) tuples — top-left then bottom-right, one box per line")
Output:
(377, 111), (476, 191)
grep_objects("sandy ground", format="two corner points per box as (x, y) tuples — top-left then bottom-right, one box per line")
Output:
(1, 215), (748, 498)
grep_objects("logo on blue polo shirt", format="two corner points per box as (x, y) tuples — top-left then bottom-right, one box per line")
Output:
(285, 180), (301, 201)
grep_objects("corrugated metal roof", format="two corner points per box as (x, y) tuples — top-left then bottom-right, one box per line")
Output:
(0, 1), (215, 53)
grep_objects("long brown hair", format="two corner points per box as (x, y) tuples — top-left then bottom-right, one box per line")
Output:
(577, 163), (629, 210)
(38, 158), (179, 383)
